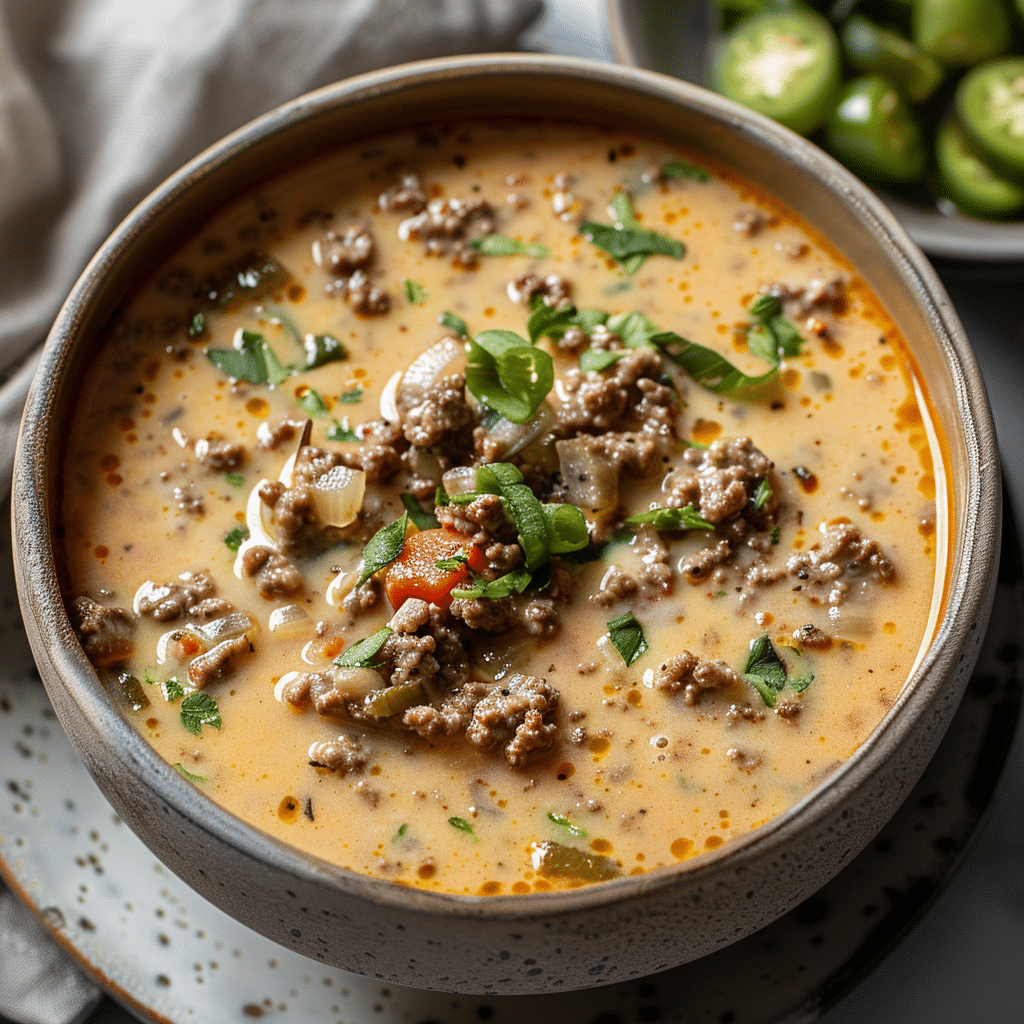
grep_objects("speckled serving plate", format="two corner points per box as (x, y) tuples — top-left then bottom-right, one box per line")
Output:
(2, 497), (1020, 1024)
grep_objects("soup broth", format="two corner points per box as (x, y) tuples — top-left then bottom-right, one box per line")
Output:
(61, 121), (946, 895)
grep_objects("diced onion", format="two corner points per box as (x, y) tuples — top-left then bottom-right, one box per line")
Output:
(156, 627), (205, 665)
(268, 604), (309, 637)
(441, 465), (478, 496)
(326, 569), (360, 608)
(309, 465), (366, 528)
(234, 479), (276, 579)
(133, 580), (170, 616)
(274, 670), (303, 703)
(484, 401), (555, 461)
(329, 665), (384, 701)
(556, 437), (619, 514)
(379, 370), (403, 423)
(395, 337), (465, 413)
(196, 611), (256, 645)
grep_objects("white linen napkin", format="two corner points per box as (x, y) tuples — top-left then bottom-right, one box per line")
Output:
(0, 0), (542, 499)
(0, 3), (541, 1021)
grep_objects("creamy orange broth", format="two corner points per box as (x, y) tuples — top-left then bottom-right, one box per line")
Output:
(61, 121), (946, 895)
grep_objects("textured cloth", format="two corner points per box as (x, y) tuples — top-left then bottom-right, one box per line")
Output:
(0, 3), (540, 1020)
(0, 0), (542, 497)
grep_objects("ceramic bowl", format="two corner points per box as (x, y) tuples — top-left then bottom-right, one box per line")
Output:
(12, 54), (1000, 995)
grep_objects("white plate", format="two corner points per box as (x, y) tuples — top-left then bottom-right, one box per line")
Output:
(3, 495), (1021, 1023)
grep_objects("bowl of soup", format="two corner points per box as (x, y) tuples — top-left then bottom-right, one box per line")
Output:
(13, 54), (999, 994)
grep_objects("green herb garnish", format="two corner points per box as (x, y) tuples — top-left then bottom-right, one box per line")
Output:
(163, 678), (186, 702)
(452, 568), (532, 601)
(752, 478), (773, 512)
(357, 512), (409, 585)
(438, 310), (468, 336)
(188, 313), (206, 338)
(746, 295), (804, 364)
(403, 279), (428, 303)
(335, 626), (394, 668)
(327, 418), (359, 443)
(606, 611), (648, 667)
(435, 554), (469, 572)
(298, 388), (328, 417)
(224, 525), (249, 552)
(448, 816), (480, 842)
(661, 159), (711, 183)
(225, 472), (245, 487)
(180, 691), (222, 736)
(742, 633), (813, 707)
(625, 504), (714, 531)
(173, 763), (207, 783)
(468, 234), (551, 259)
(579, 348), (624, 373)
(547, 811), (588, 839)
(336, 388), (363, 405)
(303, 333), (348, 369)
(466, 329), (554, 424)
(771, 525), (781, 545)
(206, 330), (287, 385)
(580, 192), (686, 274)
(401, 493), (440, 531)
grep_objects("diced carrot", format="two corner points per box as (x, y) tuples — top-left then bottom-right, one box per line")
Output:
(383, 529), (486, 610)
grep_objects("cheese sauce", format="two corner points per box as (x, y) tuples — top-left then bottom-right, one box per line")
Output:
(61, 121), (946, 895)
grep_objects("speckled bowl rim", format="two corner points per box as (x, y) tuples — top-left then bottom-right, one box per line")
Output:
(13, 54), (1000, 929)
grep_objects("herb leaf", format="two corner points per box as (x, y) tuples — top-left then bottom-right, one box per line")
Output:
(207, 329), (277, 384)
(302, 333), (347, 370)
(448, 816), (480, 842)
(403, 279), (428, 303)
(650, 329), (781, 401)
(225, 472), (245, 487)
(336, 626), (393, 668)
(579, 348), (624, 373)
(173, 762), (207, 783)
(542, 503), (589, 554)
(299, 388), (328, 416)
(746, 295), (804, 364)
(752, 478), (773, 512)
(337, 388), (363, 405)
(469, 234), (551, 259)
(548, 811), (588, 839)
(661, 159), (711, 183)
(225, 525), (249, 551)
(188, 313), (206, 338)
(452, 568), (532, 601)
(580, 193), (685, 274)
(742, 633), (813, 707)
(180, 691), (222, 736)
(606, 611), (648, 666)
(401, 493), (440, 531)
(625, 504), (714, 531)
(358, 512), (408, 585)
(466, 329), (554, 424)
(327, 418), (359, 443)
(438, 310), (468, 336)
(163, 678), (186, 702)
(607, 309), (662, 348)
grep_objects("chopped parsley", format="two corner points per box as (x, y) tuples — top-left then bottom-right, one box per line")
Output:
(224, 525), (249, 552)
(180, 691), (222, 736)
(752, 478), (773, 512)
(403, 278), (428, 303)
(660, 159), (711, 183)
(742, 634), (814, 708)
(606, 611), (649, 667)
(327, 418), (359, 443)
(468, 234), (551, 259)
(225, 472), (245, 487)
(173, 763), (207, 783)
(298, 388), (328, 416)
(188, 312), (206, 338)
(448, 816), (479, 842)
(548, 811), (588, 839)
(335, 626), (394, 668)
(438, 310), (468, 336)
(580, 192), (686, 274)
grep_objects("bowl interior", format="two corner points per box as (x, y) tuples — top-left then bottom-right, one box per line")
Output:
(11, 55), (1001, 991)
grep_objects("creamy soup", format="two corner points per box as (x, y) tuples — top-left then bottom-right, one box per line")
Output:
(61, 120), (947, 895)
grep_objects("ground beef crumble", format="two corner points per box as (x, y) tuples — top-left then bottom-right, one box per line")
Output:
(240, 545), (303, 599)
(194, 435), (244, 471)
(464, 675), (559, 767)
(69, 597), (134, 667)
(188, 634), (253, 688)
(786, 522), (895, 605)
(651, 652), (739, 706)
(309, 733), (367, 775)
(135, 570), (228, 623)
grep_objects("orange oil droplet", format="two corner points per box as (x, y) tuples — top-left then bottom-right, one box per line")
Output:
(692, 418), (722, 444)
(670, 837), (693, 859)
(246, 397), (270, 417)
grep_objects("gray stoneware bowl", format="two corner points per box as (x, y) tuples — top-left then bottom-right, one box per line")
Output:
(12, 54), (1001, 995)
